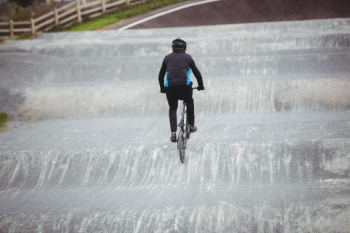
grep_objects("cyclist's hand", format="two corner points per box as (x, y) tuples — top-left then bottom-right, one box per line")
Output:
(160, 87), (166, 94)
(197, 86), (205, 91)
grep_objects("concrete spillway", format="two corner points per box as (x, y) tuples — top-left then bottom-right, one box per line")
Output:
(1, 18), (350, 232)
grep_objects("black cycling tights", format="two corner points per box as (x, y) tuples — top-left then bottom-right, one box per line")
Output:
(166, 85), (194, 133)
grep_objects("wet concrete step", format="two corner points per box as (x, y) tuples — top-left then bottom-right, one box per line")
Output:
(1, 112), (349, 190)
(1, 188), (349, 233)
(1, 76), (349, 120)
(1, 137), (350, 190)
(37, 18), (350, 41)
(2, 52), (350, 88)
(2, 33), (350, 58)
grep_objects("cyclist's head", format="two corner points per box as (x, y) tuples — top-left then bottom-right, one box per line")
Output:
(172, 37), (186, 52)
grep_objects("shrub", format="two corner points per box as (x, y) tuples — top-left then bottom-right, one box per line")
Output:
(0, 112), (8, 128)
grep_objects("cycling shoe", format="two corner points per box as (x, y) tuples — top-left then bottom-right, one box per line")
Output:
(170, 133), (177, 142)
(190, 125), (197, 133)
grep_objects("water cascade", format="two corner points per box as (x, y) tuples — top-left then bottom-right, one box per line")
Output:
(0, 18), (350, 232)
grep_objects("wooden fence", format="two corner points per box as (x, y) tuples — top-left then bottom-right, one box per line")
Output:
(0, 0), (150, 38)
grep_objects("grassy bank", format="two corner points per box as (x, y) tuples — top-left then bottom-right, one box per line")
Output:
(2, 0), (190, 41)
(7, 32), (38, 41)
(53, 0), (190, 32)
(0, 112), (8, 128)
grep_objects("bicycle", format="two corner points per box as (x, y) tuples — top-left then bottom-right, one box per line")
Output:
(177, 87), (197, 163)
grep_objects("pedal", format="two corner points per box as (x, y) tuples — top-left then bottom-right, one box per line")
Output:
(178, 122), (184, 127)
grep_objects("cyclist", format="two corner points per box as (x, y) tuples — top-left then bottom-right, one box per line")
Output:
(158, 38), (205, 142)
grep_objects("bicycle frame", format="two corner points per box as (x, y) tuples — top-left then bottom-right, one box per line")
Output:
(177, 87), (197, 163)
(177, 101), (188, 163)
(178, 102), (186, 131)
(178, 100), (191, 136)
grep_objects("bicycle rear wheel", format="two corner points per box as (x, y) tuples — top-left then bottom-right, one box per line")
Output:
(185, 111), (190, 139)
(177, 131), (186, 163)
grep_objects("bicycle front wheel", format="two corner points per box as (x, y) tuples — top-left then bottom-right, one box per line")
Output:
(177, 131), (186, 163)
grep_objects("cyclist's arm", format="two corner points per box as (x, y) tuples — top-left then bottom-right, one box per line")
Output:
(158, 59), (167, 89)
(189, 57), (204, 87)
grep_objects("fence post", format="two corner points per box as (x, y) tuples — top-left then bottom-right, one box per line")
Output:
(126, 0), (130, 6)
(31, 18), (36, 34)
(9, 20), (14, 38)
(54, 8), (59, 25)
(76, 0), (82, 23)
(101, 0), (106, 13)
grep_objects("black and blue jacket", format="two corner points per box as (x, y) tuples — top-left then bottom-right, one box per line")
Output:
(158, 51), (203, 88)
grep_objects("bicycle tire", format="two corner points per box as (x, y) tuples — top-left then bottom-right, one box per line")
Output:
(178, 131), (185, 163)
(185, 110), (190, 138)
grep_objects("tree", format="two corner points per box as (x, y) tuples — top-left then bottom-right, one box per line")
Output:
(10, 0), (34, 8)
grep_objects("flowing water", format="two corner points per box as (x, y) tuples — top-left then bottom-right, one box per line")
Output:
(0, 18), (350, 232)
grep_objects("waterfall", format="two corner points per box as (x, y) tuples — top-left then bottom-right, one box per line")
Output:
(0, 18), (350, 232)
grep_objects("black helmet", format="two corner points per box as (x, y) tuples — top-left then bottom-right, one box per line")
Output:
(172, 37), (186, 52)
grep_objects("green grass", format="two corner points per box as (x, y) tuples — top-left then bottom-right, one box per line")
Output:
(0, 112), (8, 128)
(52, 0), (190, 32)
(3, 32), (38, 42)
(8, 32), (38, 40)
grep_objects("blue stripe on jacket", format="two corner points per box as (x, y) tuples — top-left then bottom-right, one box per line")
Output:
(187, 69), (192, 85)
(165, 71), (168, 87)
